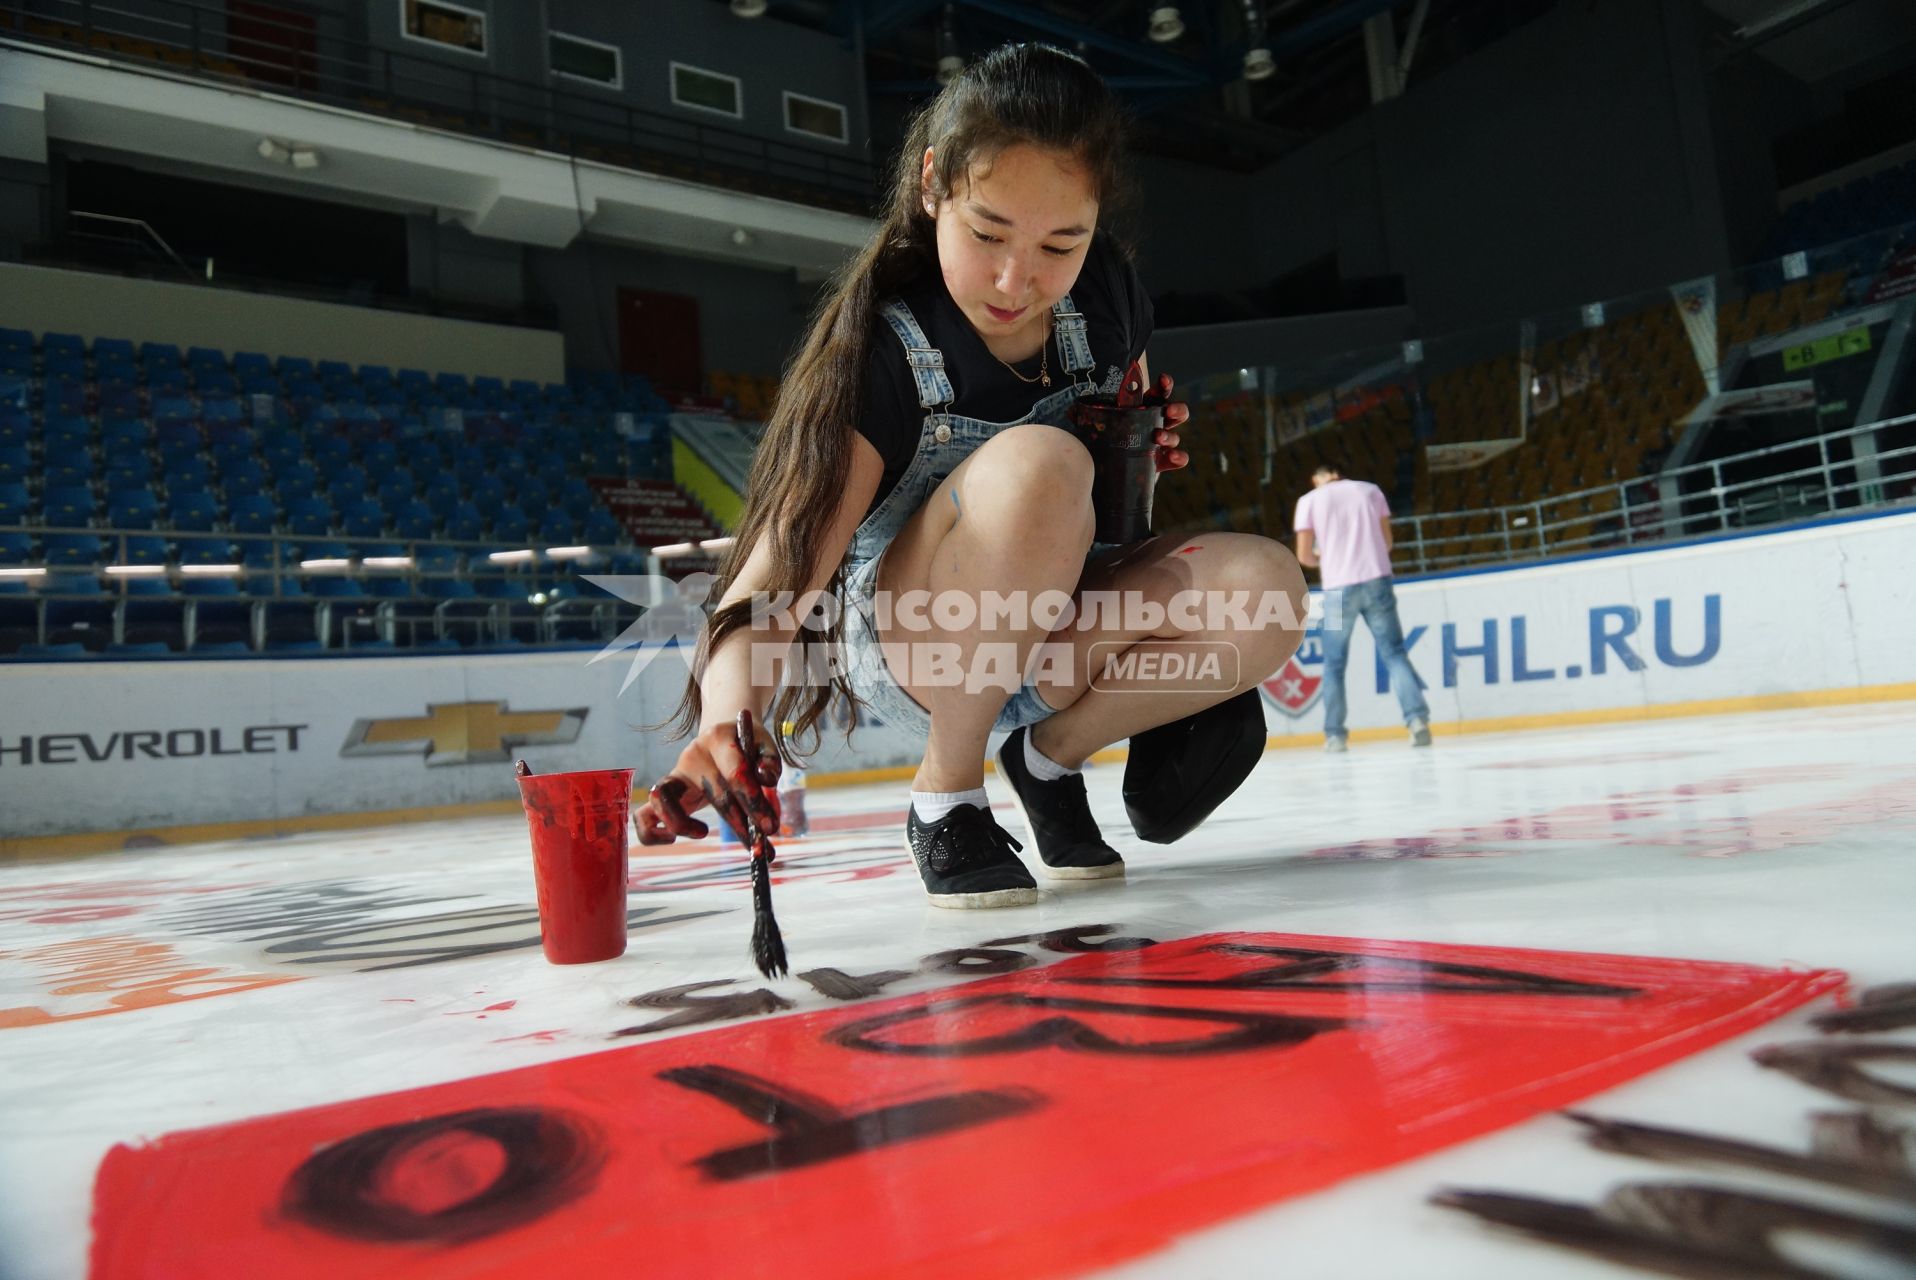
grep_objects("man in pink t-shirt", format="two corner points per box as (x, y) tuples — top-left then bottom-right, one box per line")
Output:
(1293, 462), (1431, 752)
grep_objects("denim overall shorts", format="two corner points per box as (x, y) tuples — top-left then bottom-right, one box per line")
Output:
(840, 295), (1104, 737)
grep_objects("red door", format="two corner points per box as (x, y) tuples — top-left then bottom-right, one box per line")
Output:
(617, 289), (703, 399)
(226, 1), (317, 90)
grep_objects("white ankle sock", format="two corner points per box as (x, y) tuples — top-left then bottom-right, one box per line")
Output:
(912, 787), (989, 824)
(1023, 729), (1080, 781)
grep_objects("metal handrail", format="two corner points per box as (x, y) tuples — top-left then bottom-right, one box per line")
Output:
(0, 0), (880, 212)
(1378, 413), (1916, 574)
(67, 211), (198, 278)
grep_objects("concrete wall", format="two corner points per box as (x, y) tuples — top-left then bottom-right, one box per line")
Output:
(1242, 0), (1761, 334)
(0, 260), (563, 381)
(529, 242), (823, 379)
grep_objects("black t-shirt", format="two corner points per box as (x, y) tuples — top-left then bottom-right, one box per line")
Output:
(856, 232), (1154, 516)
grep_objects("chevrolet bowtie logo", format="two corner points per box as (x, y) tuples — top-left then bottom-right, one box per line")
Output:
(340, 701), (587, 767)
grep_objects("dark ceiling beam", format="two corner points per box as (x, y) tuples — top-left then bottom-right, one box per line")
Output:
(859, 0), (948, 40)
(1264, 0), (1408, 57)
(957, 0), (1213, 82)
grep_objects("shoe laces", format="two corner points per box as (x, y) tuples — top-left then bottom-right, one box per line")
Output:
(1029, 769), (1105, 845)
(923, 806), (1024, 875)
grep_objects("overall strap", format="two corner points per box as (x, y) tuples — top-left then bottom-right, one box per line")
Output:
(1050, 294), (1096, 380)
(879, 299), (954, 413)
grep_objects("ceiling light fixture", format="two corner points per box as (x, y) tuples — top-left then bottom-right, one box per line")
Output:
(1148, 7), (1185, 43)
(1243, 46), (1276, 81)
(730, 0), (767, 16)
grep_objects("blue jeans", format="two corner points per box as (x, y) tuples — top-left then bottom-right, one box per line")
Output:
(1320, 576), (1428, 739)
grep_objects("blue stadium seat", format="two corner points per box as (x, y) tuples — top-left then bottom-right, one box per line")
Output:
(44, 354), (86, 382)
(220, 457), (268, 496)
(397, 368), (432, 394)
(43, 447), (94, 490)
(167, 488), (222, 533)
(375, 468), (415, 508)
(232, 351), (272, 378)
(43, 533), (105, 567)
(361, 438), (399, 471)
(434, 372), (471, 397)
(328, 465), (372, 508)
(316, 359), (353, 383)
(41, 485), (98, 526)
(42, 333), (85, 359)
(422, 473), (461, 515)
(0, 481), (29, 525)
(444, 501), (484, 542)
(164, 456), (212, 493)
(538, 511), (580, 545)
(115, 535), (169, 565)
(140, 341), (183, 367)
(105, 455), (156, 494)
(228, 493), (278, 534)
(275, 355), (314, 380)
(489, 505), (530, 543)
(583, 511), (622, 545)
(0, 327), (31, 351)
(186, 345), (226, 371)
(101, 416), (150, 451)
(275, 460), (319, 502)
(259, 430), (304, 472)
(392, 498), (434, 544)
(177, 537), (237, 566)
(470, 474), (508, 516)
(200, 395), (243, 423)
(311, 435), (353, 471)
(92, 337), (135, 361)
(147, 364), (189, 391)
(0, 530), (33, 565)
(108, 489), (161, 530)
(154, 395), (198, 426)
(339, 499), (385, 540)
(42, 414), (91, 448)
(0, 413), (31, 451)
(285, 496), (335, 538)
(97, 387), (143, 419)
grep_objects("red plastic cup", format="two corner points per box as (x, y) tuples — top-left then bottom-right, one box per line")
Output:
(516, 767), (635, 964)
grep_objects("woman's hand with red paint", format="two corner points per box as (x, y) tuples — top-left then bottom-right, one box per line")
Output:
(633, 712), (782, 846)
(1152, 372), (1189, 473)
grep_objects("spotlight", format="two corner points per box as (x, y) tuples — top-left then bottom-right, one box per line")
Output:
(936, 53), (964, 85)
(729, 0), (767, 15)
(1148, 7), (1185, 43)
(289, 148), (320, 170)
(256, 137), (288, 162)
(1243, 46), (1276, 81)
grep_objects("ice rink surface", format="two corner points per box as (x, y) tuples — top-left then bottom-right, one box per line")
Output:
(4, 701), (1914, 1279)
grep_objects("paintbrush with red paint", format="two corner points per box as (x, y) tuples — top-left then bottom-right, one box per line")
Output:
(698, 710), (788, 978)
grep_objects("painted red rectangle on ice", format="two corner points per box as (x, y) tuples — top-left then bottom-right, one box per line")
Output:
(90, 934), (1843, 1280)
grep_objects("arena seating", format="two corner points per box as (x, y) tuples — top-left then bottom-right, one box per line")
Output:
(1155, 263), (1853, 567)
(0, 327), (728, 658)
(1769, 156), (1916, 258)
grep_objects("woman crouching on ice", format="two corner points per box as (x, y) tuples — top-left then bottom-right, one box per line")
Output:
(637, 42), (1307, 907)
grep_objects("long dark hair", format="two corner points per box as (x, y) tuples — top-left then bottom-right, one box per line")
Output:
(668, 43), (1133, 759)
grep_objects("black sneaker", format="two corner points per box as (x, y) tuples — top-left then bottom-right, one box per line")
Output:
(995, 727), (1125, 881)
(906, 803), (1039, 908)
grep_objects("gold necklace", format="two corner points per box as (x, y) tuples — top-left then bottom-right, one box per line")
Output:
(993, 316), (1051, 388)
